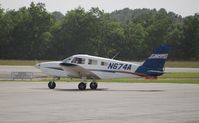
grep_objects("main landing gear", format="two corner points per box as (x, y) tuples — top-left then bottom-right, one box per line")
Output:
(78, 82), (87, 90)
(90, 81), (98, 90)
(77, 81), (98, 90)
(47, 79), (98, 90)
(78, 79), (98, 90)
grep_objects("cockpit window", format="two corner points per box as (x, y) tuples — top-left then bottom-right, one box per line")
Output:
(71, 57), (85, 64)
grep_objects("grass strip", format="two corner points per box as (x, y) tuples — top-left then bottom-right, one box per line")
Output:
(160, 72), (199, 78)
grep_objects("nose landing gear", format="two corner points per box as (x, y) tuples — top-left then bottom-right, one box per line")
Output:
(48, 81), (56, 89)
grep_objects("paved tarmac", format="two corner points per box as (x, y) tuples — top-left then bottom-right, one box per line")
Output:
(0, 82), (199, 123)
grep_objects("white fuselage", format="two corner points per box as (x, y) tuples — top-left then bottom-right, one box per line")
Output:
(35, 55), (141, 79)
(35, 61), (67, 77)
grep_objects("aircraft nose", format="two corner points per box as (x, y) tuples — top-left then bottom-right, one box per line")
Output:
(35, 63), (41, 69)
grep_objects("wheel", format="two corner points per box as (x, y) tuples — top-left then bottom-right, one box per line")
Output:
(48, 81), (56, 89)
(78, 82), (86, 90)
(90, 82), (98, 90)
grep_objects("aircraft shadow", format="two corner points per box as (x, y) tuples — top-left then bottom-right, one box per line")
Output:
(32, 88), (165, 92)
(54, 88), (109, 92)
(54, 88), (164, 92)
(33, 88), (164, 92)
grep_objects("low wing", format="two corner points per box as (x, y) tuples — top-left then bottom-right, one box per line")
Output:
(59, 63), (100, 79)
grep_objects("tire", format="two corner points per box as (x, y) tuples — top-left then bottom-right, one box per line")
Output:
(48, 81), (56, 89)
(78, 82), (86, 90)
(90, 82), (98, 90)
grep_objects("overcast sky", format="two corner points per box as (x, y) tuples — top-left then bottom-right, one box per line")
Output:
(1, 0), (199, 17)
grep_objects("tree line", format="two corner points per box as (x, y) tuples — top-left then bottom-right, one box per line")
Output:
(0, 2), (198, 61)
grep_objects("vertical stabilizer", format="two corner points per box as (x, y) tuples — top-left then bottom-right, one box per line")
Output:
(135, 44), (170, 77)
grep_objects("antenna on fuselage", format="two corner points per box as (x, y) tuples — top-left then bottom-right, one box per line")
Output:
(111, 52), (120, 59)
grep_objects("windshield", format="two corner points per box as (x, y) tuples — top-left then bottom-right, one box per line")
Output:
(71, 57), (86, 64)
(62, 57), (72, 63)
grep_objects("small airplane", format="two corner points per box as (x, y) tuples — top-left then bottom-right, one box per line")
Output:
(35, 44), (170, 90)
